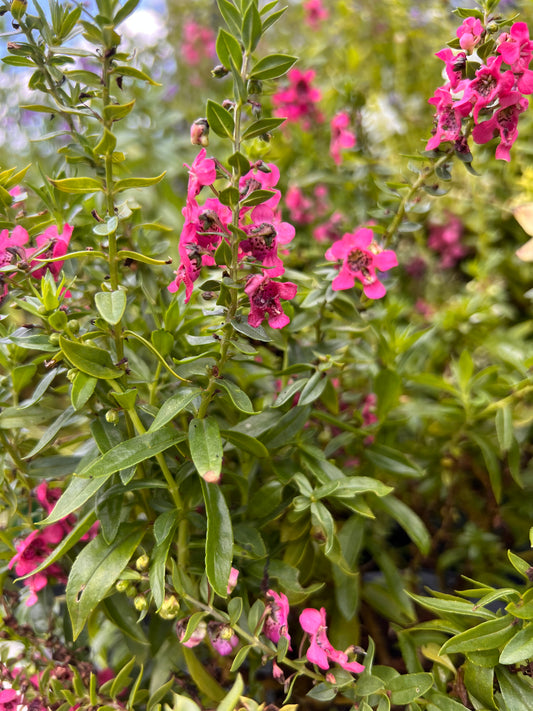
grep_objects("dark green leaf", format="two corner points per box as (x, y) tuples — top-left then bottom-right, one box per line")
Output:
(207, 99), (235, 140)
(242, 117), (285, 140)
(249, 54), (297, 80)
(200, 480), (233, 597)
(189, 417), (223, 482)
(60, 336), (122, 379)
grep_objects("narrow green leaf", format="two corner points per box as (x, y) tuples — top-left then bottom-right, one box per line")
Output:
(94, 128), (117, 155)
(49, 176), (103, 194)
(299, 372), (327, 406)
(217, 378), (254, 413)
(66, 523), (145, 639)
(499, 624), (533, 664)
(216, 674), (244, 711)
(114, 172), (166, 192)
(113, 0), (141, 25)
(103, 99), (136, 121)
(216, 27), (242, 71)
(242, 117), (285, 140)
(112, 64), (161, 85)
(148, 388), (202, 432)
(94, 290), (127, 325)
(221, 429), (268, 458)
(216, 0), (241, 36)
(495, 405), (513, 454)
(60, 336), (122, 379)
(242, 1), (262, 51)
(440, 615), (515, 654)
(207, 99), (235, 140)
(150, 522), (177, 610)
(408, 592), (495, 619)
(249, 54), (297, 80)
(182, 647), (226, 702)
(374, 496), (431, 555)
(388, 673), (433, 705)
(496, 667), (533, 711)
(201, 479), (233, 598)
(23, 405), (78, 459)
(189, 417), (223, 482)
(71, 371), (97, 411)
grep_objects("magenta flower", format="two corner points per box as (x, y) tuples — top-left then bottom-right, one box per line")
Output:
(472, 90), (529, 161)
(240, 162), (281, 210)
(285, 186), (313, 225)
(330, 112), (356, 165)
(244, 275), (297, 329)
(313, 212), (343, 244)
(27, 223), (73, 279)
(264, 590), (292, 649)
(227, 567), (239, 594)
(240, 204), (295, 277)
(460, 55), (515, 122)
(272, 68), (323, 128)
(435, 49), (466, 90)
(181, 21), (216, 66)
(428, 214), (467, 268)
(498, 22), (533, 71)
(208, 622), (239, 656)
(185, 148), (217, 200)
(0, 688), (20, 710)
(303, 0), (328, 30)
(176, 618), (207, 648)
(8, 528), (67, 606)
(457, 16), (484, 52)
(299, 607), (365, 674)
(325, 227), (397, 299)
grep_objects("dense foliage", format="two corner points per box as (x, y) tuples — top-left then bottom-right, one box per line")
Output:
(1, 0), (533, 709)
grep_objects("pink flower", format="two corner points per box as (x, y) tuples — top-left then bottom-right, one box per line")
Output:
(227, 567), (239, 594)
(325, 227), (398, 299)
(208, 623), (239, 656)
(459, 55), (515, 122)
(428, 214), (467, 268)
(176, 618), (207, 648)
(27, 223), (73, 279)
(472, 90), (529, 161)
(0, 225), (29, 298)
(330, 112), (356, 165)
(313, 212), (343, 243)
(264, 590), (292, 649)
(185, 149), (217, 200)
(303, 0), (328, 29)
(299, 607), (365, 674)
(240, 204), (295, 277)
(0, 688), (20, 710)
(426, 85), (469, 151)
(181, 21), (216, 66)
(285, 186), (313, 225)
(457, 17), (484, 52)
(244, 275), (297, 329)
(435, 49), (466, 90)
(240, 163), (281, 210)
(272, 68), (323, 128)
(498, 22), (533, 72)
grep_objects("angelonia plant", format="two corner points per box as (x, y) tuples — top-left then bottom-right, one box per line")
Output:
(1, 0), (533, 710)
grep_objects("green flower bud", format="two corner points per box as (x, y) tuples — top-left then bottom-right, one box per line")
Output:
(134, 595), (148, 611)
(66, 368), (78, 382)
(49, 333), (61, 345)
(115, 580), (129, 593)
(135, 554), (150, 571)
(105, 409), (120, 424)
(159, 595), (180, 619)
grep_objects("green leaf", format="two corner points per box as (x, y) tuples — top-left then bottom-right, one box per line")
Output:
(103, 99), (136, 121)
(112, 64), (161, 85)
(374, 369), (402, 420)
(496, 667), (533, 711)
(23, 405), (78, 459)
(469, 432), (502, 503)
(365, 444), (424, 478)
(374, 496), (431, 555)
(94, 128), (117, 155)
(508, 550), (531, 580)
(230, 645), (252, 672)
(499, 623), (533, 664)
(239, 188), (277, 206)
(408, 592), (495, 619)
(76, 427), (186, 479)
(95, 290), (127, 325)
(201, 480), (233, 598)
(189, 417), (223, 482)
(242, 1), (262, 51)
(182, 647), (226, 702)
(299, 371), (327, 406)
(231, 318), (271, 341)
(49, 176), (103, 194)
(495, 405), (513, 454)
(242, 117), (285, 140)
(66, 523), (145, 639)
(93, 215), (118, 236)
(387, 673), (433, 705)
(353, 673), (386, 696)
(216, 28), (242, 71)
(114, 172), (166, 192)
(148, 388), (202, 432)
(217, 378), (254, 414)
(216, 0), (241, 36)
(221, 429), (268, 458)
(60, 336), (122, 379)
(207, 99), (235, 140)
(440, 615), (515, 654)
(216, 674), (244, 711)
(249, 54), (297, 80)
(228, 151), (250, 175)
(150, 520), (177, 610)
(113, 0), (141, 25)
(214, 238), (233, 266)
(463, 662), (495, 709)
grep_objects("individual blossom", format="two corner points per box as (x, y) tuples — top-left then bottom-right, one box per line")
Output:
(240, 162), (281, 210)
(325, 227), (398, 299)
(272, 68), (323, 128)
(435, 48), (466, 90)
(285, 186), (313, 225)
(472, 90), (529, 161)
(181, 20), (216, 66)
(227, 567), (239, 594)
(264, 590), (292, 649)
(207, 622), (239, 656)
(457, 16), (484, 52)
(426, 85), (470, 151)
(330, 112), (356, 165)
(240, 204), (295, 277)
(458, 55), (514, 122)
(497, 22), (533, 95)
(190, 118), (209, 147)
(0, 688), (21, 711)
(427, 214), (467, 268)
(185, 148), (217, 200)
(27, 223), (73, 279)
(313, 212), (343, 243)
(176, 618), (207, 648)
(244, 275), (297, 329)
(299, 607), (365, 674)
(303, 0), (328, 30)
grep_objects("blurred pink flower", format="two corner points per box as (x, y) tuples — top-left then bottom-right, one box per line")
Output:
(185, 148), (217, 199)
(181, 21), (216, 66)
(0, 688), (21, 710)
(325, 227), (397, 299)
(330, 112), (356, 165)
(28, 223), (73, 279)
(299, 607), (365, 673)
(272, 68), (323, 127)
(303, 0), (328, 29)
(427, 214), (467, 268)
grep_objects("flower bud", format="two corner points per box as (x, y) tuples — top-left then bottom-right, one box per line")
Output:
(212, 64), (229, 78)
(115, 580), (129, 593)
(105, 409), (120, 424)
(190, 118), (209, 147)
(66, 368), (78, 382)
(159, 595), (180, 619)
(67, 319), (80, 334)
(248, 79), (263, 95)
(486, 20), (498, 33)
(49, 333), (60, 345)
(135, 554), (150, 571)
(134, 595), (148, 611)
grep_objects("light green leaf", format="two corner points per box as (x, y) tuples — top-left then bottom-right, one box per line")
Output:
(71, 372), (97, 410)
(216, 28), (242, 71)
(374, 496), (431, 555)
(49, 176), (103, 194)
(249, 54), (297, 80)
(217, 379), (254, 414)
(499, 623), (533, 664)
(95, 290), (127, 325)
(66, 523), (145, 639)
(440, 615), (515, 654)
(103, 99), (136, 121)
(387, 673), (433, 705)
(60, 336), (122, 379)
(242, 117), (285, 140)
(216, 674), (244, 711)
(148, 388), (202, 432)
(201, 479), (233, 598)
(114, 172), (166, 192)
(113, 64), (161, 85)
(189, 417), (223, 482)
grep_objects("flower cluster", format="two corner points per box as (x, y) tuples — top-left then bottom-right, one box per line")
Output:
(181, 20), (216, 67)
(8, 483), (98, 606)
(325, 227), (398, 299)
(272, 68), (324, 128)
(427, 19), (533, 161)
(168, 150), (297, 329)
(0, 221), (72, 302)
